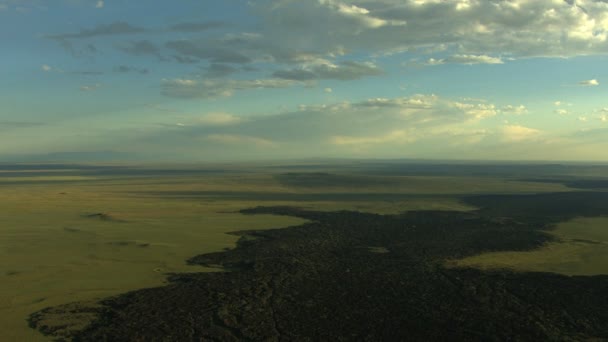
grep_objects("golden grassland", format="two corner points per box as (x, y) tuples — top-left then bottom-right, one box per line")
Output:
(0, 170), (579, 341)
(451, 217), (608, 276)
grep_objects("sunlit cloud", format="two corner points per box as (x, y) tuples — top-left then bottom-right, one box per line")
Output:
(579, 79), (600, 86)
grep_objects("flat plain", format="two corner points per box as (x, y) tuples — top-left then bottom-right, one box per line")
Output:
(2, 162), (608, 340)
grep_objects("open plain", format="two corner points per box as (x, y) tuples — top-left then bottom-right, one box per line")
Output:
(2, 162), (608, 340)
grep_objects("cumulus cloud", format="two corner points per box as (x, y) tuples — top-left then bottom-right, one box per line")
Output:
(161, 78), (296, 99)
(579, 79), (600, 86)
(555, 109), (569, 115)
(324, 87), (333, 93)
(41, 64), (52, 72)
(318, 0), (406, 29)
(95, 0), (104, 9)
(253, 0), (608, 59)
(501, 105), (528, 115)
(451, 101), (497, 119)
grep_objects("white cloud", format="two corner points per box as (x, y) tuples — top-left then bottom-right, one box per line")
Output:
(501, 105), (528, 115)
(324, 87), (333, 93)
(502, 125), (541, 142)
(273, 60), (383, 81)
(318, 0), (406, 29)
(451, 101), (497, 119)
(426, 54), (503, 66)
(0, 4), (7, 10)
(41, 64), (52, 72)
(578, 116), (588, 122)
(555, 109), (569, 115)
(95, 0), (104, 8)
(579, 79), (600, 86)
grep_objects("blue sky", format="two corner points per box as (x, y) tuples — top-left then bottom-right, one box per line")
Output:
(1, 0), (608, 162)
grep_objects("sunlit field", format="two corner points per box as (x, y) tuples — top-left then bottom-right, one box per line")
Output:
(452, 217), (608, 276)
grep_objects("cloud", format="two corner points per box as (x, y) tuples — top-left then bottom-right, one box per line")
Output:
(80, 84), (100, 91)
(0, 4), (7, 10)
(41, 64), (52, 72)
(0, 121), (44, 132)
(95, 0), (104, 8)
(579, 79), (600, 86)
(451, 101), (497, 119)
(70, 70), (104, 75)
(48, 21), (144, 39)
(330, 130), (414, 146)
(198, 112), (243, 126)
(273, 60), (383, 81)
(318, 0), (406, 29)
(426, 54), (503, 65)
(116, 40), (161, 58)
(205, 63), (238, 78)
(161, 78), (296, 99)
(166, 39), (252, 64)
(355, 94), (438, 109)
(205, 134), (275, 147)
(113, 65), (149, 74)
(502, 125), (541, 142)
(555, 109), (569, 115)
(324, 87), (333, 93)
(169, 21), (224, 32)
(501, 105), (528, 115)
(252, 0), (608, 60)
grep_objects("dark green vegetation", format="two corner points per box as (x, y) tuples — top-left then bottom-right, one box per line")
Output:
(29, 190), (608, 341)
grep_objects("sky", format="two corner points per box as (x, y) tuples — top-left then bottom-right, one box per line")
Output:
(1, 0), (608, 162)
